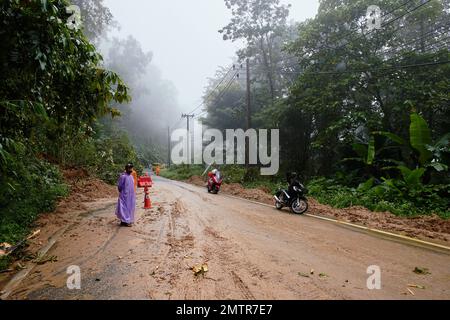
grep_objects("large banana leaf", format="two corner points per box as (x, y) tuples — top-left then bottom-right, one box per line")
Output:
(352, 143), (368, 159)
(410, 113), (432, 165)
(351, 136), (375, 165)
(434, 133), (450, 149)
(367, 135), (375, 165)
(397, 165), (425, 187)
(373, 131), (405, 145)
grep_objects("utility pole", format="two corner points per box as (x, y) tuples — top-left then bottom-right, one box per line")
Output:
(167, 126), (171, 168)
(246, 58), (252, 130)
(245, 58), (251, 168)
(181, 113), (195, 165)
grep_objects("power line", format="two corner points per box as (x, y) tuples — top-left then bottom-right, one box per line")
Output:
(382, 20), (450, 56)
(169, 118), (183, 131)
(279, 0), (419, 68)
(278, 59), (450, 77)
(194, 70), (240, 120)
(280, 0), (433, 71)
(186, 64), (238, 115)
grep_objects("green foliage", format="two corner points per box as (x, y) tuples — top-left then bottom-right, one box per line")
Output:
(0, 144), (68, 244)
(0, 0), (131, 159)
(308, 178), (450, 219)
(160, 165), (205, 181)
(410, 113), (433, 165)
(0, 0), (134, 268)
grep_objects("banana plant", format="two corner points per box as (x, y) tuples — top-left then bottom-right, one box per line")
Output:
(374, 113), (449, 172)
(350, 135), (375, 165)
(426, 133), (450, 172)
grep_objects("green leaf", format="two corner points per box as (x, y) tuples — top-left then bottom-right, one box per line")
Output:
(406, 168), (425, 187)
(410, 113), (432, 165)
(373, 131), (405, 145)
(397, 166), (425, 187)
(427, 162), (448, 172)
(434, 133), (450, 149)
(352, 143), (367, 158)
(357, 178), (374, 192)
(367, 135), (375, 165)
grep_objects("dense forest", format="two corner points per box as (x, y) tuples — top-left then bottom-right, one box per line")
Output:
(0, 0), (182, 254)
(199, 0), (450, 217)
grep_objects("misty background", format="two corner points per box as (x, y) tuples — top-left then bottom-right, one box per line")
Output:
(92, 0), (319, 164)
(104, 0), (319, 111)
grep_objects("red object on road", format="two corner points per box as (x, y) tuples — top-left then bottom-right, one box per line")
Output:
(144, 187), (152, 209)
(207, 171), (223, 194)
(138, 174), (153, 188)
(138, 173), (153, 209)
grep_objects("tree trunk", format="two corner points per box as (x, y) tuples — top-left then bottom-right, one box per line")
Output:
(259, 37), (275, 104)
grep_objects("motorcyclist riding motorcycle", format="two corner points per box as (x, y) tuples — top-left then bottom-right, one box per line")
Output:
(274, 172), (309, 214)
(287, 172), (302, 196)
(207, 168), (223, 194)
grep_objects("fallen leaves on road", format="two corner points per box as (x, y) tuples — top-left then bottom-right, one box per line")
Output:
(408, 284), (426, 289)
(15, 262), (26, 271)
(192, 263), (209, 276)
(34, 254), (58, 265)
(413, 267), (431, 275)
(298, 270), (330, 279)
(0, 243), (12, 256)
(27, 230), (41, 240)
(298, 272), (310, 278)
(407, 288), (415, 296)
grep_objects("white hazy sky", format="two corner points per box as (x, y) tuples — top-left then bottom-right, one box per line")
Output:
(104, 0), (320, 112)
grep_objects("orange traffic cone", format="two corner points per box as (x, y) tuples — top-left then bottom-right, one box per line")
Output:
(144, 187), (152, 209)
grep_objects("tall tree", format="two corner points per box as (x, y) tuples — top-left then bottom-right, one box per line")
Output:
(219, 0), (291, 103)
(71, 0), (115, 43)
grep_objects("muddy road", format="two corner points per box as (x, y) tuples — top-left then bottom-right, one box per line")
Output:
(4, 177), (450, 300)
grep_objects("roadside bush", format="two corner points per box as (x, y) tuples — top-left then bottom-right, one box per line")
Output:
(307, 178), (450, 219)
(0, 143), (68, 245)
(160, 165), (205, 181)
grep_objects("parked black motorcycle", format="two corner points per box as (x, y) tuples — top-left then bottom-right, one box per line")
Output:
(274, 181), (309, 214)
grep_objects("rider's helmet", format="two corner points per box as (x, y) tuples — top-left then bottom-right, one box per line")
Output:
(212, 169), (218, 175)
(286, 172), (298, 184)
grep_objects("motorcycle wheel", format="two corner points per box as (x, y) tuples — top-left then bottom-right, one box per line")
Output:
(291, 198), (308, 214)
(275, 201), (283, 210)
(212, 188), (219, 194)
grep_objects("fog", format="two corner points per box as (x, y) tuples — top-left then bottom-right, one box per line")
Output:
(103, 0), (319, 114)
(96, 0), (319, 162)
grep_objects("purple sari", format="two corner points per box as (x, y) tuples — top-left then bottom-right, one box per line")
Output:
(116, 173), (136, 224)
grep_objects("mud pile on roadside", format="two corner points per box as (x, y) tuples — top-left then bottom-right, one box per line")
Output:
(185, 175), (205, 187)
(0, 168), (118, 287)
(60, 168), (117, 210)
(185, 176), (274, 204)
(221, 183), (274, 204)
(309, 199), (450, 244)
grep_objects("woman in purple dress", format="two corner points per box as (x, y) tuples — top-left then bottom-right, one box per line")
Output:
(116, 163), (136, 227)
